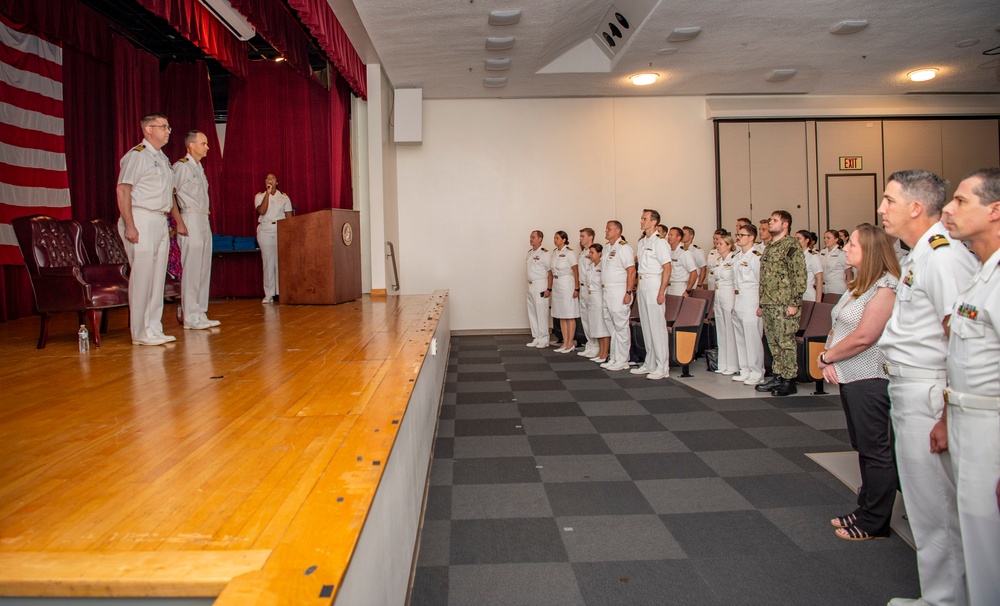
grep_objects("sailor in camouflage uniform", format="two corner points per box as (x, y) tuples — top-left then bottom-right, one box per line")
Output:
(755, 210), (806, 396)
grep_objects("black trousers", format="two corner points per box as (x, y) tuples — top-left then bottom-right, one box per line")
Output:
(839, 378), (898, 536)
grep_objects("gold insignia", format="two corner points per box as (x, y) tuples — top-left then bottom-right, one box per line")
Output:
(567, 246), (573, 250)
(693, 244), (701, 249)
(928, 234), (950, 250)
(656, 233), (666, 239)
(178, 157), (189, 163)
(132, 144), (146, 151)
(752, 250), (762, 256)
(619, 238), (627, 244)
(541, 248), (549, 252)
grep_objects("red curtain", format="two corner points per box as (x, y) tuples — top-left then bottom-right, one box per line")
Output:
(113, 36), (162, 161)
(330, 72), (353, 210)
(134, 0), (247, 79)
(286, 0), (366, 99)
(0, 0), (113, 62)
(228, 0), (312, 80)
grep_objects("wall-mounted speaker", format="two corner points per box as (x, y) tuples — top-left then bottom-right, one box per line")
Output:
(394, 88), (422, 144)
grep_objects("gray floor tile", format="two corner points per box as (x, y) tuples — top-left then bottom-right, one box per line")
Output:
(718, 408), (808, 427)
(513, 390), (575, 403)
(639, 398), (713, 414)
(448, 563), (584, 606)
(517, 401), (585, 417)
(660, 510), (799, 558)
(758, 504), (861, 552)
(450, 518), (568, 565)
(522, 416), (596, 435)
(456, 363), (506, 373)
(545, 481), (654, 516)
(425, 485), (452, 520)
(436, 418), (455, 438)
(624, 386), (693, 400)
(506, 370), (560, 381)
(601, 431), (691, 454)
(453, 418), (526, 437)
(693, 552), (860, 606)
(571, 389), (632, 402)
(725, 472), (855, 509)
(695, 448), (804, 477)
(529, 434), (612, 456)
(572, 559), (720, 606)
(456, 391), (515, 404)
(672, 428), (768, 451)
(455, 380), (512, 393)
(409, 566), (448, 606)
(453, 435), (533, 458)
(578, 401), (649, 416)
(557, 515), (687, 562)
(652, 411), (739, 431)
(588, 415), (666, 433)
(451, 483), (553, 519)
(562, 378), (622, 391)
(617, 452), (718, 480)
(535, 454), (631, 482)
(635, 477), (755, 514)
(429, 459), (454, 486)
(453, 402), (521, 419)
(457, 371), (507, 382)
(698, 396), (776, 411)
(434, 437), (454, 458)
(510, 379), (566, 391)
(416, 519), (451, 566)
(452, 456), (542, 485)
(744, 425), (848, 448)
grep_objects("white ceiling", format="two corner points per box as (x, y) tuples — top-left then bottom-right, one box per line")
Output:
(331, 0), (1000, 99)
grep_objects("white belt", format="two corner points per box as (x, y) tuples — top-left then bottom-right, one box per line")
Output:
(944, 389), (1000, 411)
(132, 208), (168, 216)
(602, 283), (626, 288)
(638, 273), (660, 279)
(181, 209), (210, 215)
(883, 363), (947, 380)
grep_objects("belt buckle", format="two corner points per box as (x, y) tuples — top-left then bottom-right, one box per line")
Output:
(943, 390), (951, 405)
(883, 363), (889, 375)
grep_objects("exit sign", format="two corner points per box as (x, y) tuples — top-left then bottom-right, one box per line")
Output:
(839, 156), (863, 170)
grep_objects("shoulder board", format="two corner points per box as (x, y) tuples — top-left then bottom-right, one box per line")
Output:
(619, 238), (627, 244)
(177, 157), (188, 163)
(682, 245), (689, 250)
(693, 244), (701, 249)
(808, 249), (817, 254)
(131, 144), (146, 152)
(752, 250), (762, 256)
(566, 246), (573, 251)
(928, 234), (950, 250)
(656, 233), (666, 239)
(541, 247), (548, 252)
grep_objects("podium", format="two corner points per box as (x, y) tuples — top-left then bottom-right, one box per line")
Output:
(276, 209), (362, 304)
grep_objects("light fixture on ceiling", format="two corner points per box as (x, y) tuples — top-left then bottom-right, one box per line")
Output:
(766, 68), (797, 82)
(630, 73), (658, 86)
(666, 27), (701, 42)
(486, 36), (516, 51)
(830, 20), (869, 34)
(907, 68), (938, 82)
(485, 58), (512, 71)
(488, 10), (522, 26)
(655, 47), (679, 55)
(955, 38), (980, 48)
(274, 56), (285, 62)
(483, 76), (508, 88)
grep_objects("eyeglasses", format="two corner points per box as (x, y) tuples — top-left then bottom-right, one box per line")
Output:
(736, 233), (751, 238)
(149, 124), (172, 132)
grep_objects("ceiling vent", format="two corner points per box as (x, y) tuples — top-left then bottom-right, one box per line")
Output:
(198, 0), (255, 41)
(593, 5), (636, 60)
(488, 10), (522, 26)
(486, 36), (516, 51)
(483, 76), (508, 88)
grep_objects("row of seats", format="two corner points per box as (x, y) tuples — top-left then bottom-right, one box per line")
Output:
(12, 215), (181, 349)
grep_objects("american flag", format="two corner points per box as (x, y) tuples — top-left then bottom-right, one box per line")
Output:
(0, 14), (69, 265)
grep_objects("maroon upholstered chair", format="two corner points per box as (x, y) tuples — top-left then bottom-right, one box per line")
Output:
(80, 218), (183, 326)
(12, 215), (129, 349)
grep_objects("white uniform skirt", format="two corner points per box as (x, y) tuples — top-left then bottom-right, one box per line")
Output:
(551, 277), (580, 319)
(585, 288), (609, 337)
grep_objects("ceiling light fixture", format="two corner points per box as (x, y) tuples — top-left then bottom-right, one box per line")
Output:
(666, 27), (701, 42)
(630, 73), (658, 86)
(766, 68), (797, 82)
(274, 56), (285, 62)
(830, 20), (869, 34)
(488, 10), (522, 26)
(485, 36), (516, 51)
(483, 77), (507, 88)
(485, 58), (512, 71)
(907, 68), (938, 82)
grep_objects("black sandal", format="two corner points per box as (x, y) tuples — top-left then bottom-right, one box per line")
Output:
(830, 513), (857, 529)
(835, 526), (888, 541)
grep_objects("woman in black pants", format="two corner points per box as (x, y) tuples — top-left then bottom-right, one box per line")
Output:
(816, 223), (901, 540)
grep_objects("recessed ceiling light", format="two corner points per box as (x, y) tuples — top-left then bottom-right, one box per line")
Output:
(488, 10), (522, 26)
(486, 36), (516, 51)
(655, 47), (679, 55)
(483, 77), (507, 88)
(666, 27), (701, 42)
(766, 68), (797, 82)
(955, 38), (980, 48)
(907, 68), (938, 82)
(630, 73), (658, 86)
(485, 58), (512, 71)
(830, 20), (869, 34)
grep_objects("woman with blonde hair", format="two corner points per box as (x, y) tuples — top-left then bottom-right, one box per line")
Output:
(713, 233), (739, 375)
(817, 223), (901, 541)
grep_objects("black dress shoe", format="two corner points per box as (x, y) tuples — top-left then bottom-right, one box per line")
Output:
(755, 375), (783, 392)
(771, 378), (798, 396)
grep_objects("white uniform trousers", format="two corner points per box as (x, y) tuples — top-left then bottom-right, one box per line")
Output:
(526, 280), (549, 342)
(602, 284), (630, 365)
(119, 210), (169, 341)
(178, 213), (212, 324)
(637, 276), (669, 373)
(946, 395), (1000, 606)
(714, 285), (738, 374)
(579, 287), (590, 342)
(666, 282), (687, 296)
(889, 376), (968, 606)
(257, 226), (279, 299)
(733, 291), (763, 379)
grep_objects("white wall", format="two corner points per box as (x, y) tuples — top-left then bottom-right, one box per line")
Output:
(394, 96), (717, 332)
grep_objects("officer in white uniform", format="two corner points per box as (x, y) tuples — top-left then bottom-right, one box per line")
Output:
(577, 228), (598, 357)
(600, 220), (635, 371)
(878, 170), (978, 606)
(732, 224), (764, 385)
(665, 226), (698, 296)
(705, 229), (726, 290)
(713, 235), (739, 375)
(633, 210), (672, 380)
(682, 226), (708, 288)
(525, 230), (552, 348)
(171, 130), (219, 330)
(941, 168), (1000, 606)
(255, 173), (293, 303)
(116, 113), (176, 346)
(821, 230), (850, 295)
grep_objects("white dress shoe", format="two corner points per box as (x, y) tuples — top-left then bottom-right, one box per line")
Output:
(731, 373), (749, 382)
(646, 371), (668, 380)
(262, 296), (273, 303)
(591, 357), (607, 364)
(721, 370), (736, 376)
(744, 375), (763, 386)
(132, 335), (169, 346)
(150, 332), (176, 343)
(202, 318), (221, 327)
(713, 369), (724, 374)
(630, 366), (651, 375)
(184, 322), (209, 330)
(605, 362), (630, 371)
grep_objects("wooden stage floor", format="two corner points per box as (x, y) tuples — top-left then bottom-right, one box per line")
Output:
(0, 292), (448, 602)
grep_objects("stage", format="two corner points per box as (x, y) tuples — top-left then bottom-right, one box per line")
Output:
(0, 292), (450, 604)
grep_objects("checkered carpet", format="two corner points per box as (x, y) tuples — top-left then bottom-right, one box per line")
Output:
(410, 335), (919, 606)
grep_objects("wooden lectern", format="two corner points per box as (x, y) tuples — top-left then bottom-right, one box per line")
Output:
(276, 209), (362, 304)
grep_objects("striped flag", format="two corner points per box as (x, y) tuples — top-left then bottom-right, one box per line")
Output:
(0, 14), (69, 265)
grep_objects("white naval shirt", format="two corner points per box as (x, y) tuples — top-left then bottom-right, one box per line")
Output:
(668, 245), (698, 290)
(706, 248), (721, 289)
(172, 154), (209, 213)
(636, 233), (671, 277)
(803, 249), (823, 301)
(752, 242), (766, 255)
(820, 246), (849, 292)
(685, 244), (707, 270)
(947, 246), (1000, 396)
(734, 248), (761, 297)
(118, 138), (173, 213)
(879, 222), (978, 371)
(255, 190), (292, 229)
(601, 238), (634, 285)
(526, 246), (551, 285)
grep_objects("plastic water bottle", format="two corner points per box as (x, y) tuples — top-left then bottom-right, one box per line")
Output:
(78, 324), (89, 353)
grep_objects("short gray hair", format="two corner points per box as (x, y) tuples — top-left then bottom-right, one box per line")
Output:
(962, 167), (1000, 205)
(887, 169), (948, 218)
(185, 130), (204, 146)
